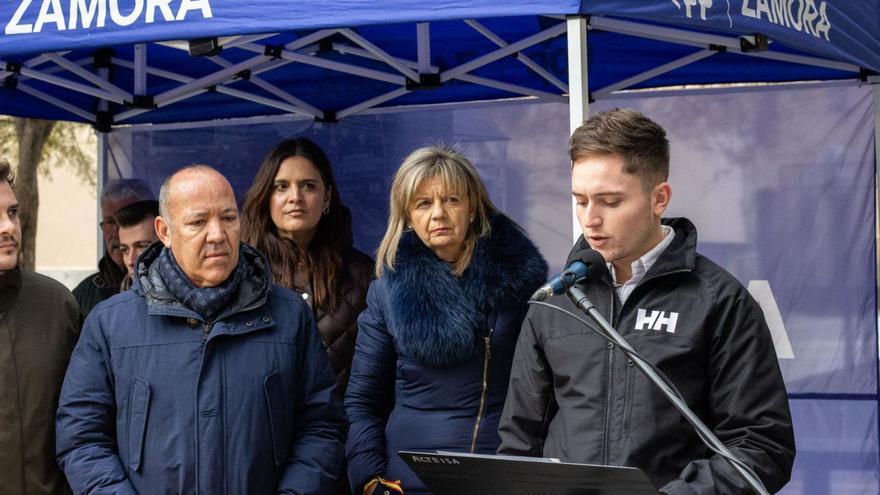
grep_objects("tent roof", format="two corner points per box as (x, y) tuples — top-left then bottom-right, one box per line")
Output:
(0, 1), (877, 128)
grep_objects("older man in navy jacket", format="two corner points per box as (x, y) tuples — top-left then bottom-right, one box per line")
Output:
(57, 166), (345, 495)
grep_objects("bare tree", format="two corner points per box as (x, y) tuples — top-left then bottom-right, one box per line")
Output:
(0, 117), (95, 270)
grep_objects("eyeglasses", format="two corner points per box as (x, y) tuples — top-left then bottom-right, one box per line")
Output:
(99, 218), (118, 231)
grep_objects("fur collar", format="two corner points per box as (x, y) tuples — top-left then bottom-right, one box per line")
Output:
(387, 213), (547, 367)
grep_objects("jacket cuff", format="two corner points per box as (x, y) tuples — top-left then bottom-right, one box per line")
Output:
(347, 453), (387, 495)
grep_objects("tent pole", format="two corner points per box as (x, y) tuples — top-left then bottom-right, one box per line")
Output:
(134, 44), (147, 96)
(567, 15), (589, 242)
(874, 83), (880, 368)
(417, 22), (431, 72)
(872, 82), (880, 470)
(95, 131), (107, 264)
(94, 61), (111, 264)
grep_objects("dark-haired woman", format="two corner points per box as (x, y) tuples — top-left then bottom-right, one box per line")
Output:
(241, 138), (373, 495)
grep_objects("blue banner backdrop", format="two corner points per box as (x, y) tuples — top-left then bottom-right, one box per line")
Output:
(108, 83), (877, 493)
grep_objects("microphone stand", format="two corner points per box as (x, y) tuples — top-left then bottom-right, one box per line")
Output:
(566, 286), (770, 495)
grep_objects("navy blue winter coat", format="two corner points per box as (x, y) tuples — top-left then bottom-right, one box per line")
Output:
(56, 242), (346, 495)
(345, 214), (547, 494)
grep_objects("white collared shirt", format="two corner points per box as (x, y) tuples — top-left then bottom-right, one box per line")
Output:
(609, 225), (675, 306)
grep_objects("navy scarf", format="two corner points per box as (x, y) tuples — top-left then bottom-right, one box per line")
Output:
(155, 247), (244, 322)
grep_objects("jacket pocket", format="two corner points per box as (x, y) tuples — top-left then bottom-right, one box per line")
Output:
(128, 377), (151, 472)
(264, 371), (291, 466)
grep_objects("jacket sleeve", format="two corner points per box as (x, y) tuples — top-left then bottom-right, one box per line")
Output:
(277, 306), (347, 495)
(659, 286), (795, 495)
(497, 307), (556, 457)
(344, 281), (397, 492)
(56, 312), (139, 495)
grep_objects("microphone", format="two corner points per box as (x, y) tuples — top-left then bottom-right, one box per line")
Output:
(530, 248), (606, 301)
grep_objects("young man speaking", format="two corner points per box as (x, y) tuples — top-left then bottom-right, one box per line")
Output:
(498, 109), (795, 494)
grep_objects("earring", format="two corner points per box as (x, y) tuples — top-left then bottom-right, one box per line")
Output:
(470, 217), (475, 223)
(323, 205), (330, 215)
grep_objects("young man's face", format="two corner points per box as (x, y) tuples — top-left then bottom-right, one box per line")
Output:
(571, 153), (670, 277)
(119, 217), (158, 278)
(0, 181), (21, 273)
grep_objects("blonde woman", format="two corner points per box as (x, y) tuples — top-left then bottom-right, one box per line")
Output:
(345, 146), (547, 495)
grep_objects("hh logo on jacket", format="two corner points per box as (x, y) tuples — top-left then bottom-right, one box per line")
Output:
(635, 308), (679, 334)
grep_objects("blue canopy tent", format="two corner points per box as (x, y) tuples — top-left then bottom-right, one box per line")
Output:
(0, 1), (877, 127)
(1, 1), (879, 493)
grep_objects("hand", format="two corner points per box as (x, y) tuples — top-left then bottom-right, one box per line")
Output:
(364, 477), (403, 495)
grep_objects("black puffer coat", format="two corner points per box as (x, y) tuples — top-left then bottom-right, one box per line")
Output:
(297, 247), (373, 396)
(72, 254), (125, 316)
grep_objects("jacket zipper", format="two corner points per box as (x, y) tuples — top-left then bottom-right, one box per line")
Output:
(623, 359), (634, 436)
(600, 267), (688, 464)
(196, 321), (212, 495)
(469, 328), (493, 453)
(602, 294), (614, 465)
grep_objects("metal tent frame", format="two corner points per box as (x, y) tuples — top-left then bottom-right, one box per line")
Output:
(2, 15), (874, 132)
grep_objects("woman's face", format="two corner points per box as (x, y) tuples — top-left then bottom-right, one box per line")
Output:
(407, 176), (473, 263)
(269, 156), (330, 247)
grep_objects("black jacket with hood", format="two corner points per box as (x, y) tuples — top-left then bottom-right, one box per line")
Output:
(498, 217), (795, 494)
(73, 253), (126, 316)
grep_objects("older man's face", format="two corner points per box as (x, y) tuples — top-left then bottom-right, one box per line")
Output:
(0, 181), (21, 273)
(156, 169), (240, 288)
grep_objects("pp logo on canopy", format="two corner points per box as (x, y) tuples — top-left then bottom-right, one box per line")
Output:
(671, 0), (714, 20)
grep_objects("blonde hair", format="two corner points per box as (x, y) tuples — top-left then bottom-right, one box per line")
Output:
(376, 145), (497, 277)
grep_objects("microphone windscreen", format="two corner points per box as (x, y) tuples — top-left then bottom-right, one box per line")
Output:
(567, 247), (606, 282)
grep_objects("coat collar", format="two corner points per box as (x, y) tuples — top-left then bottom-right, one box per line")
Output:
(133, 241), (271, 322)
(94, 253), (126, 289)
(569, 217), (698, 284)
(0, 266), (21, 294)
(386, 213), (547, 367)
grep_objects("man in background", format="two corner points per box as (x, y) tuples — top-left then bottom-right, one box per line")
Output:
(114, 199), (160, 290)
(73, 178), (153, 314)
(0, 158), (81, 495)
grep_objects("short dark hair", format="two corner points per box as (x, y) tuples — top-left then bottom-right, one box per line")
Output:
(569, 109), (669, 188)
(114, 200), (159, 228)
(0, 159), (14, 187)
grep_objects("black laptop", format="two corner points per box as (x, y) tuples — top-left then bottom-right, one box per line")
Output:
(400, 451), (658, 495)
